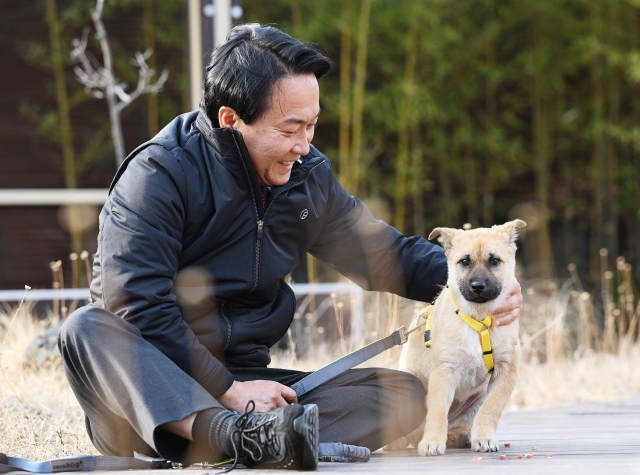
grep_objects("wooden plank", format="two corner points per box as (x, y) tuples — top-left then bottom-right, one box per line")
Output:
(16, 398), (634, 475)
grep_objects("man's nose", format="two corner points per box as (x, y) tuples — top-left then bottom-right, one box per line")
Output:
(292, 132), (311, 156)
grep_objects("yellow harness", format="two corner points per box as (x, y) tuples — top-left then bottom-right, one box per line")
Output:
(422, 284), (495, 374)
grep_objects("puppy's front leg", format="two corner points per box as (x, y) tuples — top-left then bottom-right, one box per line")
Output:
(471, 345), (520, 452)
(418, 365), (456, 456)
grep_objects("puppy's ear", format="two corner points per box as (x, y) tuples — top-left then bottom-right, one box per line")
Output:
(493, 219), (526, 249)
(428, 227), (459, 254)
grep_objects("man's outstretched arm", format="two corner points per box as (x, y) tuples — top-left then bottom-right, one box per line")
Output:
(309, 164), (522, 325)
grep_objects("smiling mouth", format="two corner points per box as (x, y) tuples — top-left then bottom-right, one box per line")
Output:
(279, 161), (295, 166)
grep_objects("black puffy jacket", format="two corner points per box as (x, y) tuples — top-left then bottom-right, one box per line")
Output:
(89, 110), (447, 398)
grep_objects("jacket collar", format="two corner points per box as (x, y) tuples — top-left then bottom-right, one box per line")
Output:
(194, 108), (325, 184)
(195, 106), (243, 159)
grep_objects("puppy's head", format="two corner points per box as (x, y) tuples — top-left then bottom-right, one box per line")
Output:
(428, 220), (525, 308)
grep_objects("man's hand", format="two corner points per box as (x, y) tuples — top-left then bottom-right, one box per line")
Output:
(217, 380), (298, 413)
(492, 280), (522, 327)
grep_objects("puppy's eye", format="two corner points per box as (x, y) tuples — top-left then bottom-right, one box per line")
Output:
(490, 257), (501, 266)
(459, 258), (470, 267)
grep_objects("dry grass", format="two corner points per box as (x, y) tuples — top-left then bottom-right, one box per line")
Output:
(0, 304), (99, 460)
(273, 272), (640, 411)
(2, 256), (639, 460)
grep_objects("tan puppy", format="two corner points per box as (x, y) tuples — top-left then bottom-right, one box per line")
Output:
(398, 220), (524, 456)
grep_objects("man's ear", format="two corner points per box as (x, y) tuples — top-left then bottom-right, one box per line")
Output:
(218, 106), (242, 129)
(493, 219), (526, 249)
(428, 227), (459, 254)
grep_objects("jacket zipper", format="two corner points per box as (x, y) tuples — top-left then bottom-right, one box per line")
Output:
(254, 220), (264, 290)
(250, 160), (326, 291)
(230, 129), (326, 292)
(228, 131), (265, 291)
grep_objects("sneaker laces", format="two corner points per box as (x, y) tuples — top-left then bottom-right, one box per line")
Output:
(224, 400), (280, 472)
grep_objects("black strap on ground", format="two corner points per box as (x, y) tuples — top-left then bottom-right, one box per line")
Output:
(2, 334), (409, 472)
(292, 329), (405, 398)
(0, 452), (174, 473)
(1, 336), (409, 474)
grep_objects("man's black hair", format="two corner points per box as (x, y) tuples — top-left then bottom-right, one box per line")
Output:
(202, 23), (331, 127)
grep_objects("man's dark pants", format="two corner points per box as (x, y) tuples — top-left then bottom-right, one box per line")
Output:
(58, 305), (426, 462)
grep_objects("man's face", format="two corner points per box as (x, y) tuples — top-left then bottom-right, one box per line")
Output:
(235, 73), (320, 187)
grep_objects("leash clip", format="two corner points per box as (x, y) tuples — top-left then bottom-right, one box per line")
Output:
(397, 310), (432, 346)
(135, 452), (182, 469)
(191, 462), (215, 469)
(396, 325), (408, 344)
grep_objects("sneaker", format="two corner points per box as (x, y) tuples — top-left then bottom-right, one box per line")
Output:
(225, 401), (319, 471)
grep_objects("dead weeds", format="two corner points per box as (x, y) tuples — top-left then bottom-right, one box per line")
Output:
(2, 263), (639, 460)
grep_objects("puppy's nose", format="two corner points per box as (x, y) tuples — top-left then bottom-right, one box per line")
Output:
(471, 281), (486, 294)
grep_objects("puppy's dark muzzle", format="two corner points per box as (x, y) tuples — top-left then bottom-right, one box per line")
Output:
(462, 280), (501, 303)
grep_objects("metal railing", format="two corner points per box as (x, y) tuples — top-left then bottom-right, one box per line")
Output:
(0, 189), (108, 206)
(0, 282), (365, 343)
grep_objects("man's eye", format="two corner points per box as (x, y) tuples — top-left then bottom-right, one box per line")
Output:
(460, 258), (470, 267)
(490, 257), (501, 266)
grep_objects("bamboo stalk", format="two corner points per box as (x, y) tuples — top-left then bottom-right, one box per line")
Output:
(590, 3), (607, 283)
(411, 130), (425, 237)
(435, 131), (453, 226)
(461, 111), (479, 227)
(44, 0), (83, 258)
(290, 0), (303, 38)
(532, 17), (554, 278)
(349, 0), (371, 196)
(604, 2), (621, 259)
(483, 9), (497, 227)
(394, 15), (419, 233)
(44, 0), (77, 190)
(144, 0), (159, 138)
(338, 5), (352, 191)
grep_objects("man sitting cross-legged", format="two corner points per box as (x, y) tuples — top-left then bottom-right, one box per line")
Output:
(59, 23), (522, 469)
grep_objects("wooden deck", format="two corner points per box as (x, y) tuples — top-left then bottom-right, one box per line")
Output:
(208, 398), (640, 474)
(342, 398), (640, 475)
(6, 398), (640, 475)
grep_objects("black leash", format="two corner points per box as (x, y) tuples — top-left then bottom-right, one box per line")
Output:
(2, 319), (430, 472)
(292, 312), (430, 398)
(0, 452), (175, 474)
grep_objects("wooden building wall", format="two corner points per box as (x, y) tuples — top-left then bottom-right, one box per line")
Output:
(0, 0), (187, 291)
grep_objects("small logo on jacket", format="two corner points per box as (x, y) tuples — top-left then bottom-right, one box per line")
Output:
(300, 209), (308, 219)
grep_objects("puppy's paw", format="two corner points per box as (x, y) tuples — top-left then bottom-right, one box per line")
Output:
(471, 437), (499, 452)
(417, 439), (446, 456)
(383, 437), (407, 451)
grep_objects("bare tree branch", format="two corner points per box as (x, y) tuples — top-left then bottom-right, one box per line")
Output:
(70, 0), (168, 167)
